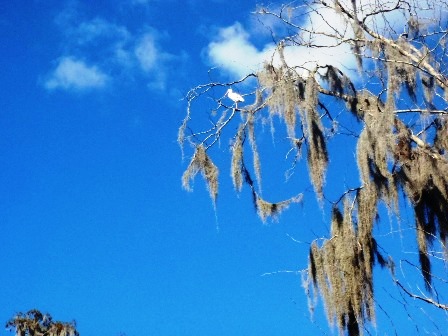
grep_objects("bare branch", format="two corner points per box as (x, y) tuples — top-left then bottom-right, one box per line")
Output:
(395, 280), (448, 310)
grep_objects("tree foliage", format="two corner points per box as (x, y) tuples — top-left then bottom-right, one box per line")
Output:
(6, 309), (79, 336)
(180, 0), (448, 334)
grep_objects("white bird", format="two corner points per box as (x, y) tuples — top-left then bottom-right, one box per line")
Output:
(226, 88), (244, 105)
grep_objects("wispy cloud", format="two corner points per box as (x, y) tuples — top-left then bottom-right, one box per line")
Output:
(45, 57), (109, 90)
(75, 18), (130, 46)
(135, 33), (159, 72)
(44, 3), (185, 93)
(133, 31), (184, 90)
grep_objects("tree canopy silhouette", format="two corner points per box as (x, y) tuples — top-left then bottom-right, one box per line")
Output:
(180, 0), (448, 334)
(6, 309), (79, 336)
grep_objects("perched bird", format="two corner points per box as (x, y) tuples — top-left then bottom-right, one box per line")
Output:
(226, 88), (244, 106)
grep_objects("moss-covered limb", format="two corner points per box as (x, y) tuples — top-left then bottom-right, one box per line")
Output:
(255, 193), (303, 222)
(182, 145), (219, 203)
(181, 1), (448, 334)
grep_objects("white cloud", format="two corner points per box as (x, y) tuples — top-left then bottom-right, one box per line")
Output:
(45, 57), (109, 91)
(207, 23), (275, 78)
(207, 17), (356, 79)
(206, 0), (427, 78)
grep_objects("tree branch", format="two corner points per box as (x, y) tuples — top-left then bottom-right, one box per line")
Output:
(395, 280), (448, 310)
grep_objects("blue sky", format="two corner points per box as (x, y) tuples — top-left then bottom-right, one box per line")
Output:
(0, 1), (323, 335)
(1, 1), (447, 335)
